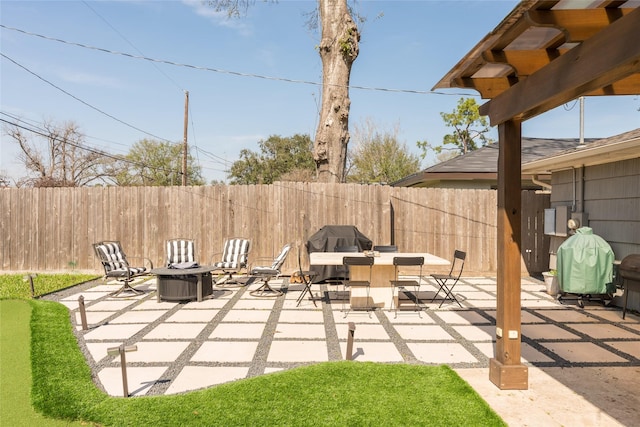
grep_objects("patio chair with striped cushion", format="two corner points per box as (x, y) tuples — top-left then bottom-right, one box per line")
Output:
(166, 238), (197, 268)
(249, 243), (292, 297)
(93, 241), (153, 297)
(211, 237), (251, 286)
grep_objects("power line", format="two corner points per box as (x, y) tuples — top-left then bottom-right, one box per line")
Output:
(2, 113), (231, 185)
(1, 111), (134, 154)
(0, 52), (173, 143)
(195, 146), (232, 166)
(0, 24), (477, 97)
(0, 115), (182, 179)
(81, 0), (184, 93)
(2, 116), (128, 163)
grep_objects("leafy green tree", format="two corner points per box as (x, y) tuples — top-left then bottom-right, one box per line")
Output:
(113, 139), (204, 186)
(418, 97), (493, 160)
(346, 120), (420, 184)
(227, 134), (316, 184)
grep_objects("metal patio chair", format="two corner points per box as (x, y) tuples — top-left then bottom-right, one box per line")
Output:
(390, 256), (424, 318)
(430, 250), (466, 308)
(295, 246), (320, 307)
(373, 245), (398, 252)
(211, 237), (251, 286)
(166, 238), (197, 268)
(249, 243), (292, 297)
(342, 256), (375, 317)
(93, 241), (153, 297)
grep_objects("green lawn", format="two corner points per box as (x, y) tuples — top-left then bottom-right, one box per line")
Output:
(0, 300), (87, 426)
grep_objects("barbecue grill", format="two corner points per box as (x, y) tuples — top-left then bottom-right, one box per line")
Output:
(619, 254), (640, 319)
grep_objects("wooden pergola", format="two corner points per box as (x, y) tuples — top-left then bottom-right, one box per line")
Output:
(434, 0), (640, 390)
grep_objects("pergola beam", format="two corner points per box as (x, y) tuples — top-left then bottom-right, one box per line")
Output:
(527, 8), (634, 42)
(480, 7), (640, 125)
(482, 49), (563, 77)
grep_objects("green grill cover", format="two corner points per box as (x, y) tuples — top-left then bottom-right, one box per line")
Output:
(557, 227), (615, 294)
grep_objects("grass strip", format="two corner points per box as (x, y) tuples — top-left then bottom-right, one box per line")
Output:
(0, 273), (98, 299)
(0, 300), (86, 426)
(26, 298), (505, 426)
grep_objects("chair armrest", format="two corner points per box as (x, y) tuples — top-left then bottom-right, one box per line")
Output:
(126, 256), (154, 270)
(210, 252), (223, 265)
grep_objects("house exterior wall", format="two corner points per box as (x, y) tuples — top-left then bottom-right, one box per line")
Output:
(550, 157), (640, 312)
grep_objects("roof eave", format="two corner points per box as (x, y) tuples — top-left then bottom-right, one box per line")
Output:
(522, 137), (640, 173)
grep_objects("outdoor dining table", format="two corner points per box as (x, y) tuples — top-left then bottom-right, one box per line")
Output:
(309, 251), (450, 309)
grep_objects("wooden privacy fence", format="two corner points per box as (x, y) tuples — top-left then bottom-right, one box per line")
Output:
(0, 184), (549, 275)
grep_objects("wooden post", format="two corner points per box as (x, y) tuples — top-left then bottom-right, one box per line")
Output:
(27, 275), (35, 298)
(78, 295), (88, 331)
(390, 200), (395, 246)
(107, 344), (138, 397)
(346, 322), (356, 360)
(489, 119), (529, 390)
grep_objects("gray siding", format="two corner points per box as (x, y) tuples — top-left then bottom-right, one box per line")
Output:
(550, 158), (640, 312)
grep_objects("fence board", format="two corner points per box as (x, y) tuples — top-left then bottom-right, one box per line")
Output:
(0, 185), (548, 275)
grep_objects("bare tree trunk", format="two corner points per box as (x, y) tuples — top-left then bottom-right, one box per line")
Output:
(313, 0), (359, 183)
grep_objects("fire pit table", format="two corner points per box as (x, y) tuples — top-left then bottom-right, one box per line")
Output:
(151, 266), (214, 302)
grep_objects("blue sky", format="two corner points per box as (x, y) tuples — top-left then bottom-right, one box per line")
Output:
(2, 1), (639, 184)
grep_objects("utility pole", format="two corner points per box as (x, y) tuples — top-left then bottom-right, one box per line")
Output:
(182, 90), (189, 186)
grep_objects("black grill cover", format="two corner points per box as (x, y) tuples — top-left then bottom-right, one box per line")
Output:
(306, 225), (372, 282)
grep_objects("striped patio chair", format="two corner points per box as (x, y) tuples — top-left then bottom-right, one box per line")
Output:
(166, 238), (197, 267)
(249, 243), (292, 297)
(211, 237), (251, 286)
(93, 241), (153, 297)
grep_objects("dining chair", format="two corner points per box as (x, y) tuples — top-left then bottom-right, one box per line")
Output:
(326, 245), (359, 299)
(295, 246), (320, 307)
(373, 245), (398, 253)
(390, 256), (424, 317)
(342, 256), (375, 317)
(430, 250), (466, 308)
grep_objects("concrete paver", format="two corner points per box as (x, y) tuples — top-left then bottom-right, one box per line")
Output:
(192, 341), (260, 362)
(166, 366), (250, 394)
(408, 342), (479, 363)
(144, 323), (208, 339)
(210, 323), (265, 339)
(268, 340), (329, 362)
(339, 341), (404, 362)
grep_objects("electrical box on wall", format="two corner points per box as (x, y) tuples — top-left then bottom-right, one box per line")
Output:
(544, 209), (556, 235)
(544, 206), (571, 236)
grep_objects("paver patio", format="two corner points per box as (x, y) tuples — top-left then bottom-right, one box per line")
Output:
(47, 275), (640, 426)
